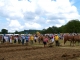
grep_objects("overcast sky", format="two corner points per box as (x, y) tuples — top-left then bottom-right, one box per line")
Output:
(0, 0), (80, 32)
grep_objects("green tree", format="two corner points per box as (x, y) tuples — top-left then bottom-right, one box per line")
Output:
(15, 30), (19, 34)
(59, 25), (66, 33)
(65, 19), (80, 33)
(45, 27), (53, 33)
(41, 26), (59, 34)
(41, 29), (47, 34)
(52, 26), (58, 33)
(1, 29), (8, 34)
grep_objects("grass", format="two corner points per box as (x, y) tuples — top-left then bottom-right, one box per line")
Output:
(1, 39), (80, 48)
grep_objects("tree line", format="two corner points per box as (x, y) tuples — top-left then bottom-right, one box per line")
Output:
(0, 19), (80, 34)
(41, 19), (80, 34)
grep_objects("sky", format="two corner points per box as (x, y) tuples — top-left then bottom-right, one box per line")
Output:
(0, 0), (80, 32)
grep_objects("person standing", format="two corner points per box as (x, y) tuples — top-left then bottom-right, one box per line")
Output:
(34, 35), (37, 43)
(18, 35), (21, 44)
(2, 34), (6, 43)
(14, 35), (16, 43)
(54, 34), (60, 46)
(10, 35), (12, 43)
(29, 35), (34, 45)
(25, 35), (29, 45)
(21, 35), (25, 45)
(51, 34), (54, 43)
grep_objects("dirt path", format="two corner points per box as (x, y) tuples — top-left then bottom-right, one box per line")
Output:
(0, 44), (80, 60)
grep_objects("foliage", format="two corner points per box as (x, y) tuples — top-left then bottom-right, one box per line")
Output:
(1, 29), (8, 34)
(65, 19), (80, 33)
(41, 19), (80, 34)
(14, 30), (19, 34)
(59, 25), (66, 33)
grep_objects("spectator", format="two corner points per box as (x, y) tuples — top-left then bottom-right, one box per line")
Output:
(43, 35), (48, 47)
(54, 34), (60, 46)
(25, 35), (29, 45)
(29, 35), (34, 45)
(21, 35), (25, 45)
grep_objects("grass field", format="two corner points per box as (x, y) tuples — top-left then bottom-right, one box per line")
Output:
(0, 39), (80, 49)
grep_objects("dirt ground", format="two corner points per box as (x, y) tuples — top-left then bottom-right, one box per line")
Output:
(0, 44), (80, 60)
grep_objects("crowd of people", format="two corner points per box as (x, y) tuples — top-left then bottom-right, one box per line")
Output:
(0, 33), (63, 47)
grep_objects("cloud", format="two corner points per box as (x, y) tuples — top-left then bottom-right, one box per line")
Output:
(0, 0), (80, 32)
(25, 22), (42, 30)
(8, 20), (24, 32)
